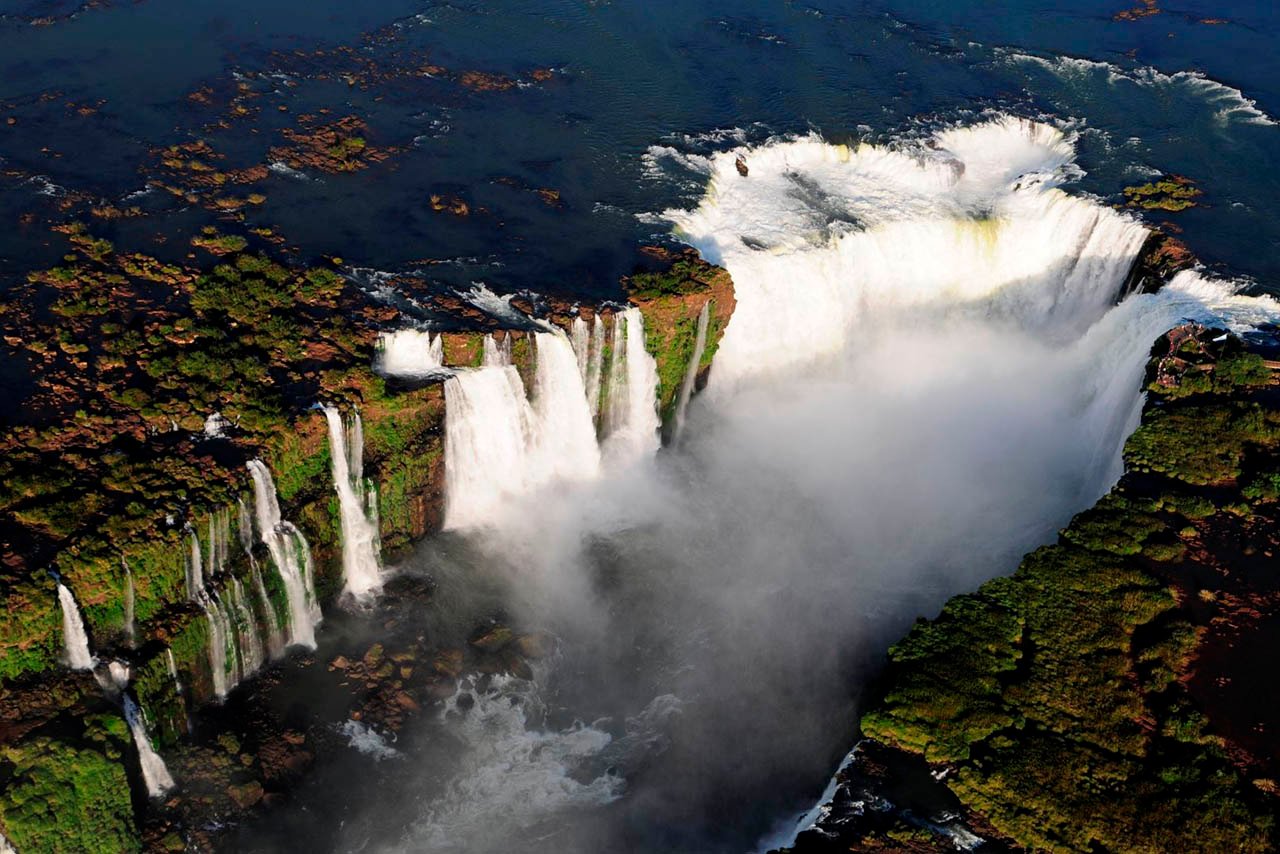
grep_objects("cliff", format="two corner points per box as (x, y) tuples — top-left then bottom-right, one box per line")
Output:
(0, 225), (734, 852)
(785, 323), (1280, 852)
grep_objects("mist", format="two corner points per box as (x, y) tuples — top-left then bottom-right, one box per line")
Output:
(322, 117), (1277, 854)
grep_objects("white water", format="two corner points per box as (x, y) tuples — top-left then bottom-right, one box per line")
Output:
(483, 333), (512, 367)
(387, 116), (1280, 854)
(340, 720), (401, 761)
(443, 330), (606, 529)
(401, 675), (624, 851)
(600, 307), (661, 465)
(374, 329), (445, 378)
(121, 558), (136, 648)
(666, 117), (1153, 389)
(56, 582), (95, 670)
(123, 694), (176, 797)
(672, 299), (712, 442)
(247, 459), (320, 648)
(324, 406), (384, 600)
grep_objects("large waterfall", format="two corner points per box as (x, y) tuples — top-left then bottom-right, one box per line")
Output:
(247, 459), (320, 649)
(56, 581), (94, 671)
(371, 116), (1280, 854)
(442, 321), (660, 529)
(324, 406), (384, 600)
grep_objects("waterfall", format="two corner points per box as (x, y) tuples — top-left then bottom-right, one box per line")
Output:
(205, 593), (232, 698)
(239, 495), (284, 656)
(227, 578), (264, 678)
(121, 558), (136, 648)
(123, 694), (175, 797)
(531, 331), (602, 481)
(165, 648), (182, 695)
(323, 406), (384, 599)
(56, 582), (95, 670)
(185, 529), (203, 600)
(247, 459), (320, 648)
(443, 329), (604, 529)
(570, 315), (607, 423)
(672, 299), (712, 441)
(483, 333), (512, 367)
(601, 307), (661, 465)
(374, 328), (444, 378)
(667, 117), (1154, 390)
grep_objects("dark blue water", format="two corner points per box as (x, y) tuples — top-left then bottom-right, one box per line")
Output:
(1, 0), (1277, 300)
(3, 2), (1278, 851)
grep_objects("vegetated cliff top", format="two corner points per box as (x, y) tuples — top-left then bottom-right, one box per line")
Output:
(790, 324), (1280, 853)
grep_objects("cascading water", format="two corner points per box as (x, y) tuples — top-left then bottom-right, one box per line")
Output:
(600, 307), (661, 465)
(324, 406), (384, 599)
(56, 581), (94, 670)
(247, 459), (320, 648)
(122, 557), (136, 648)
(374, 329), (445, 378)
(666, 117), (1153, 390)
(672, 300), (712, 442)
(364, 116), (1280, 854)
(123, 694), (176, 797)
(443, 329), (606, 529)
(239, 496), (285, 656)
(482, 333), (512, 367)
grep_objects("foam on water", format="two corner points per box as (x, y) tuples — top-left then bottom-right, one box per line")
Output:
(1002, 51), (1277, 127)
(397, 674), (624, 852)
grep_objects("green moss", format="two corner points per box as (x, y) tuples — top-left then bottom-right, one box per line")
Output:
(0, 721), (141, 853)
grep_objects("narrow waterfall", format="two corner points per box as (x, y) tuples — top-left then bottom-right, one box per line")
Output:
(123, 694), (176, 797)
(227, 578), (264, 678)
(531, 331), (602, 482)
(239, 495), (284, 656)
(165, 648), (183, 695)
(247, 459), (320, 649)
(443, 329), (603, 529)
(570, 315), (606, 423)
(601, 307), (661, 465)
(323, 406), (383, 600)
(672, 299), (712, 441)
(56, 581), (95, 670)
(185, 529), (204, 601)
(204, 593), (232, 697)
(122, 558), (136, 648)
(483, 333), (512, 367)
(374, 328), (444, 378)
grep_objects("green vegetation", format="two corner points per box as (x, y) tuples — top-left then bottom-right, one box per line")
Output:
(0, 715), (140, 853)
(1124, 176), (1203, 212)
(860, 328), (1279, 853)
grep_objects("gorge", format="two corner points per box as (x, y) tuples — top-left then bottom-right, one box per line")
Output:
(2, 111), (1279, 854)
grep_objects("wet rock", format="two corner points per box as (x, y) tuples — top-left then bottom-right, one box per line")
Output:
(513, 632), (555, 659)
(329, 655), (350, 671)
(470, 625), (514, 652)
(735, 155), (749, 177)
(227, 780), (264, 809)
(433, 649), (464, 678)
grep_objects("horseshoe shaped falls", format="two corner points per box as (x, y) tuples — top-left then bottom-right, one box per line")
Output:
(2, 3), (1280, 854)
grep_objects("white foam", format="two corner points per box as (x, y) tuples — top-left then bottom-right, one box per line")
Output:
(339, 720), (400, 761)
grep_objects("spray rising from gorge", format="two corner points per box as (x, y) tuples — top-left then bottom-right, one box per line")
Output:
(340, 116), (1279, 854)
